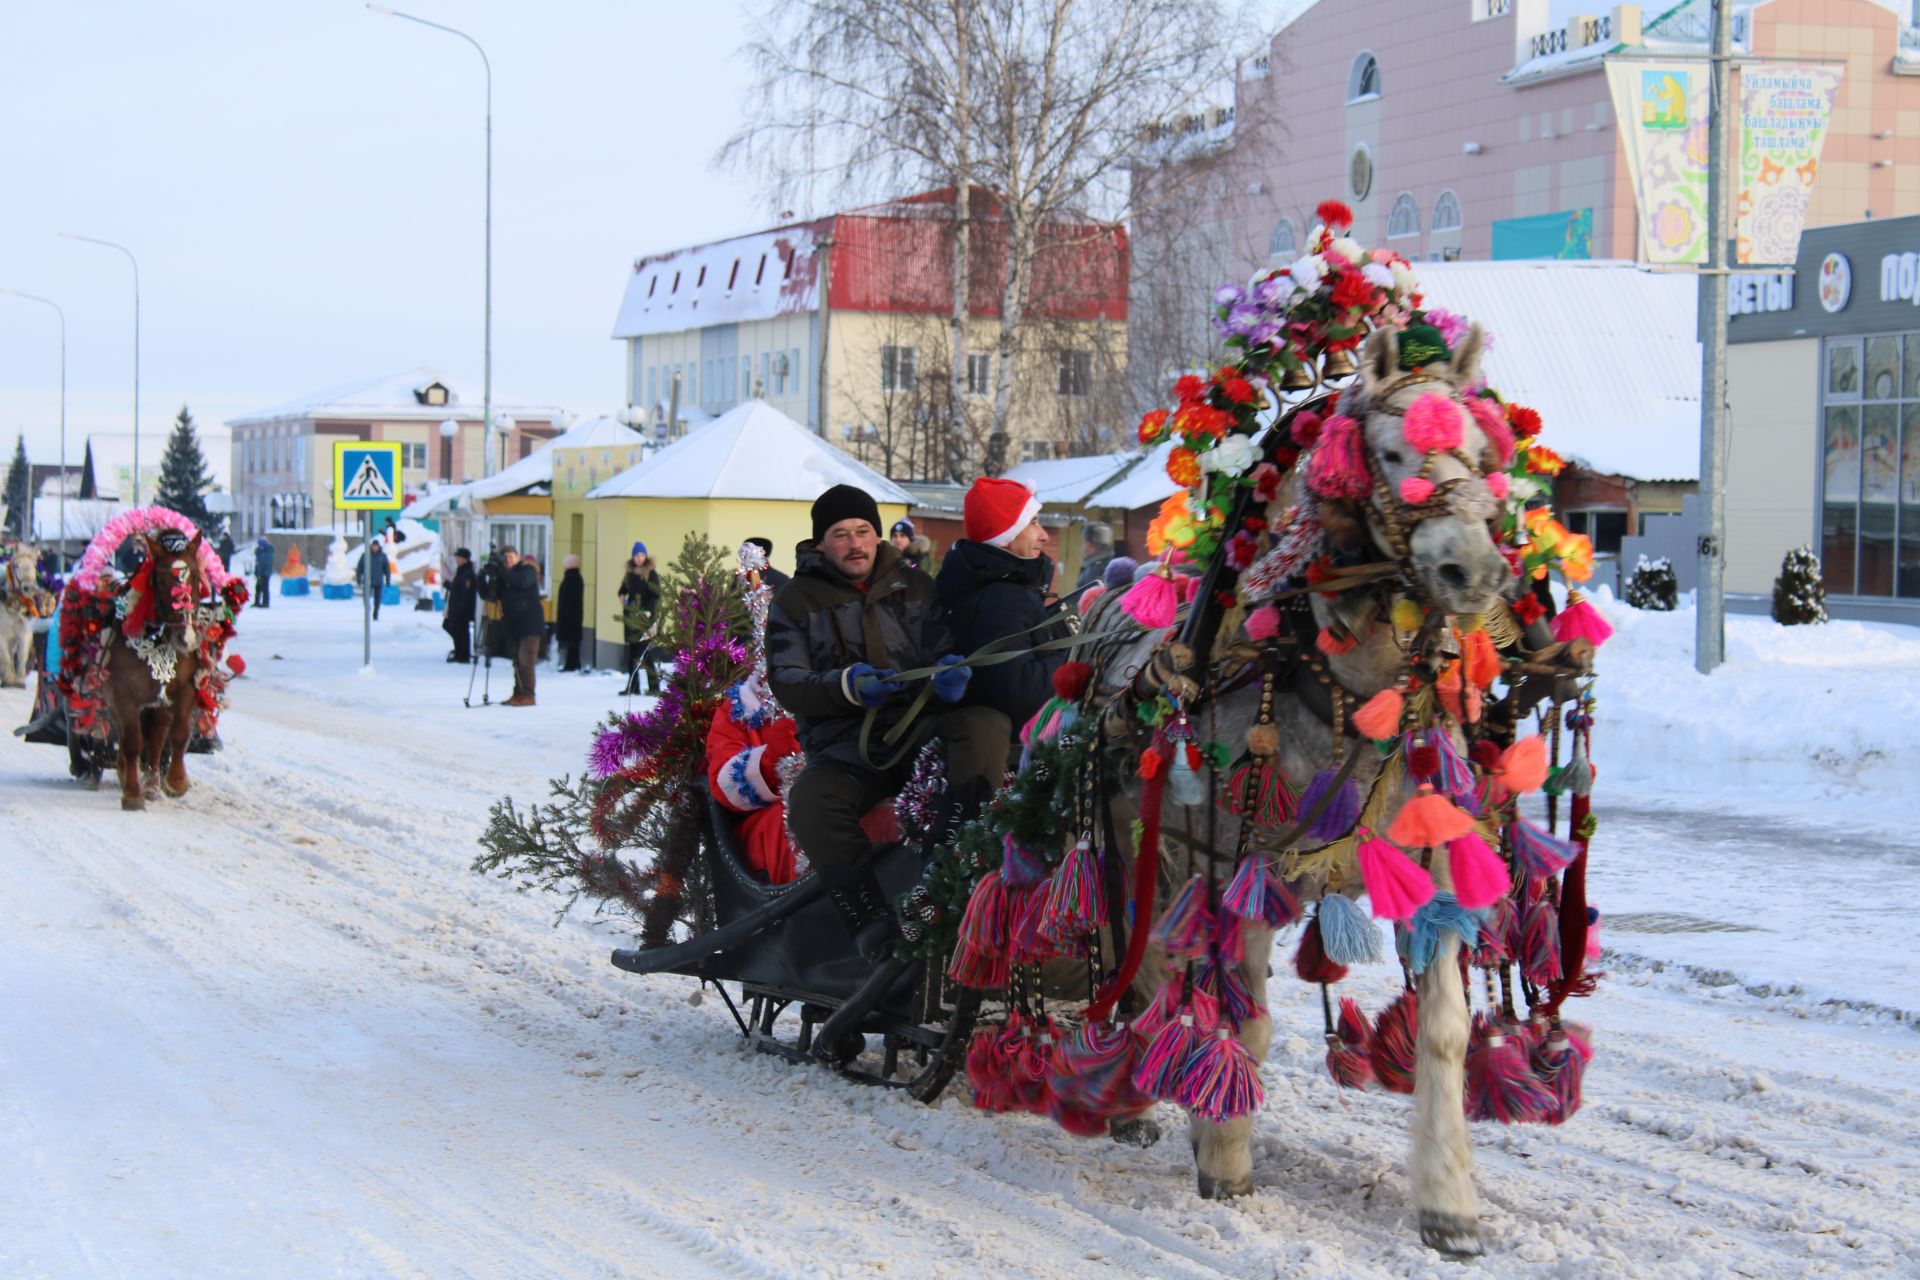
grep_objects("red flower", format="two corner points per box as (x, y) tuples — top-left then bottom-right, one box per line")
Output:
(1330, 270), (1376, 311)
(1274, 444), (1300, 471)
(1512, 593), (1547, 625)
(1173, 374), (1205, 403)
(1137, 407), (1170, 444)
(1507, 404), (1543, 437)
(1290, 409), (1323, 448)
(1316, 199), (1355, 230)
(1219, 375), (1257, 405)
(1252, 462), (1284, 504)
(1242, 516), (1268, 534)
(1226, 532), (1260, 569)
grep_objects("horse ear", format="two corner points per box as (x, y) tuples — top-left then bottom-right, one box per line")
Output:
(187, 531), (204, 554)
(1447, 323), (1486, 389)
(1360, 326), (1399, 397)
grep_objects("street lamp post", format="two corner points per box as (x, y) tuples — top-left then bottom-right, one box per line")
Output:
(0, 288), (67, 568)
(366, 3), (494, 492)
(59, 234), (139, 506)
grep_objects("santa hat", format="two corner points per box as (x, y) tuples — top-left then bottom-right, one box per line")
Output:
(964, 477), (1042, 549)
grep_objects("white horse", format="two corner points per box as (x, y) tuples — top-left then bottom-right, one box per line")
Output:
(0, 546), (54, 688)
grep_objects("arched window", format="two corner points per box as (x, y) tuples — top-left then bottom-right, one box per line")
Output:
(1432, 189), (1463, 233)
(1387, 193), (1420, 239)
(1269, 217), (1297, 259)
(1347, 52), (1381, 103)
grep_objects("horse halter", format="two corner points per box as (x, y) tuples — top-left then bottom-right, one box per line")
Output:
(1353, 371), (1494, 565)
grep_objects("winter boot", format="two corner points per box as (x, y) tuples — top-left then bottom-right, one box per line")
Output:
(823, 866), (897, 964)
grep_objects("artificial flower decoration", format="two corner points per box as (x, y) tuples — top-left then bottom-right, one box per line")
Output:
(1524, 441), (1567, 477)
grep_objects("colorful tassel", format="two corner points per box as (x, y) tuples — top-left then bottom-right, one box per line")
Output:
(1007, 884), (1056, 965)
(1316, 893), (1383, 965)
(1495, 736), (1550, 795)
(1244, 604), (1281, 641)
(1522, 893), (1562, 985)
(1293, 917), (1349, 984)
(1220, 853), (1301, 929)
(965, 1024), (1016, 1112)
(1428, 731), (1476, 800)
(955, 869), (1010, 954)
(1041, 840), (1105, 941)
(1201, 957), (1264, 1026)
(1133, 972), (1185, 1041)
(1369, 990), (1419, 1094)
(1398, 475), (1435, 505)
(1132, 1014), (1198, 1100)
(1447, 833), (1510, 910)
(1178, 1028), (1267, 1121)
(1355, 829), (1436, 921)
(1403, 891), (1483, 974)
(1152, 874), (1215, 958)
(1470, 895), (1518, 967)
(1406, 737), (1442, 781)
(1001, 835), (1049, 889)
(1388, 784), (1476, 848)
(1120, 566), (1178, 629)
(1465, 1017), (1554, 1124)
(1300, 767), (1361, 842)
(1402, 392), (1465, 452)
(1510, 818), (1576, 876)
(1551, 592), (1613, 648)
(1227, 758), (1298, 828)
(1307, 414), (1370, 499)
(1325, 997), (1374, 1090)
(1530, 1028), (1587, 1124)
(1007, 1016), (1060, 1114)
(1461, 629), (1502, 689)
(1050, 1020), (1148, 1125)
(1351, 686), (1405, 740)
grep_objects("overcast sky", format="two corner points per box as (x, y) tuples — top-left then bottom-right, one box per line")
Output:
(0, 0), (767, 469)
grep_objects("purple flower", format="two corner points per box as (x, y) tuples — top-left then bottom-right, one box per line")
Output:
(1227, 304), (1262, 336)
(1252, 275), (1288, 306)
(1250, 321), (1282, 348)
(1214, 283), (1244, 308)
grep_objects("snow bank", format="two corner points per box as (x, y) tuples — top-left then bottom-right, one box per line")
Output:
(1585, 587), (1920, 811)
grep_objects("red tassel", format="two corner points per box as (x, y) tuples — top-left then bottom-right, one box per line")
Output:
(1465, 1015), (1554, 1124)
(1369, 990), (1419, 1094)
(1293, 917), (1348, 984)
(1551, 594), (1613, 648)
(965, 1024), (1016, 1112)
(1052, 661), (1093, 700)
(1325, 996), (1374, 1090)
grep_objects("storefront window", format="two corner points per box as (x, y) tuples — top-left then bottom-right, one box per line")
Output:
(1902, 406), (1920, 598)
(1822, 402), (1858, 595)
(1828, 342), (1860, 397)
(1861, 404), (1898, 595)
(1866, 336), (1900, 400)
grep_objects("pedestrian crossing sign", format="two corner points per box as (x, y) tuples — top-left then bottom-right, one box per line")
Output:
(332, 441), (404, 511)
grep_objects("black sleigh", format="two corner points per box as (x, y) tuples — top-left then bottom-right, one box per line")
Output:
(610, 795), (981, 1102)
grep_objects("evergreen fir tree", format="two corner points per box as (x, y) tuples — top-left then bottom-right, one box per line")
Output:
(1623, 555), (1678, 611)
(156, 404), (216, 533)
(1770, 545), (1828, 625)
(2, 434), (29, 540)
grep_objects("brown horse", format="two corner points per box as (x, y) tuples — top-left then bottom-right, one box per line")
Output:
(104, 530), (208, 810)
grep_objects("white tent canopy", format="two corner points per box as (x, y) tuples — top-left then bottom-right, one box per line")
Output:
(464, 415), (646, 503)
(588, 400), (911, 503)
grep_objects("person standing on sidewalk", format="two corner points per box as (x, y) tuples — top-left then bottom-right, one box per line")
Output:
(555, 554), (585, 672)
(501, 550), (544, 706)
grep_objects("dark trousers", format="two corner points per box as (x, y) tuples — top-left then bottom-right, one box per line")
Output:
(445, 616), (472, 662)
(625, 640), (660, 693)
(512, 635), (540, 699)
(787, 706), (1010, 875)
(561, 641), (581, 671)
(254, 574), (270, 608)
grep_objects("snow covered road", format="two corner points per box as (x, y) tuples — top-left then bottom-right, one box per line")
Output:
(3, 597), (1917, 1278)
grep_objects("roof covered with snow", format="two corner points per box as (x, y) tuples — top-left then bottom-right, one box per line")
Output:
(611, 222), (827, 340)
(1083, 442), (1183, 512)
(588, 400), (911, 504)
(464, 416), (646, 502)
(1417, 260), (1700, 481)
(1002, 452), (1148, 506)
(227, 368), (563, 428)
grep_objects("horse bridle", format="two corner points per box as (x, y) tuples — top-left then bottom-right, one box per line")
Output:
(1349, 371), (1496, 571)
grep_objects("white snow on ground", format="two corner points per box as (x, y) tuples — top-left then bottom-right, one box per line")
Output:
(3, 593), (1918, 1278)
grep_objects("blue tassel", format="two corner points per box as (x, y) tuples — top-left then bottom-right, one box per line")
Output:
(1428, 731), (1476, 800)
(1400, 890), (1485, 974)
(1300, 767), (1360, 842)
(1316, 893), (1382, 965)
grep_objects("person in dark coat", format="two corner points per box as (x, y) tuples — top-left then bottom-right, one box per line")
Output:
(500, 549), (545, 705)
(936, 477), (1066, 736)
(555, 554), (585, 671)
(768, 484), (1007, 961)
(444, 547), (478, 663)
(617, 542), (662, 695)
(477, 547), (508, 666)
(253, 535), (273, 608)
(889, 518), (922, 570)
(744, 537), (790, 590)
(1074, 522), (1115, 591)
(217, 531), (236, 572)
(359, 539), (391, 620)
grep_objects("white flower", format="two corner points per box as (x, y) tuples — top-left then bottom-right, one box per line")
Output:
(1508, 474), (1544, 502)
(1362, 262), (1395, 290)
(1202, 435), (1258, 475)
(1391, 262), (1419, 295)
(1288, 253), (1325, 292)
(1331, 237), (1366, 264)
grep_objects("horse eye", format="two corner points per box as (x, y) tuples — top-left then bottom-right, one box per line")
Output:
(1383, 449), (1405, 466)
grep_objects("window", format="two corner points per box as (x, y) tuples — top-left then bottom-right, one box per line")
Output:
(1347, 52), (1380, 103)
(647, 367), (657, 407)
(881, 345), (918, 392)
(1563, 509), (1628, 556)
(1387, 194), (1420, 239)
(696, 265), (707, 287)
(727, 259), (740, 289)
(1057, 350), (1092, 397)
(1432, 190), (1463, 233)
(1269, 217), (1297, 259)
(647, 275), (658, 298)
(759, 352), (770, 397)
(671, 271), (681, 294)
(1023, 440), (1056, 463)
(741, 356), (752, 398)
(403, 442), (427, 470)
(790, 347), (803, 400)
(1820, 335), (1920, 600)
(966, 352), (992, 396)
(755, 255), (767, 285)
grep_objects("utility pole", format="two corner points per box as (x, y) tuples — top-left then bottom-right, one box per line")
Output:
(1695, 0), (1733, 675)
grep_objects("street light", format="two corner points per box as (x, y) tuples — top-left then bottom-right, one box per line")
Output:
(59, 233), (139, 505)
(0, 288), (66, 568)
(366, 3), (494, 489)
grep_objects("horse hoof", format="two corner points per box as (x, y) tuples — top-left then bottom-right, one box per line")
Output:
(1196, 1171), (1252, 1200)
(121, 795), (145, 812)
(1418, 1210), (1483, 1257)
(1110, 1117), (1163, 1148)
(163, 777), (189, 798)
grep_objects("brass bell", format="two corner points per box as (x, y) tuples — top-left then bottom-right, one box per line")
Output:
(1279, 362), (1316, 391)
(1321, 347), (1358, 379)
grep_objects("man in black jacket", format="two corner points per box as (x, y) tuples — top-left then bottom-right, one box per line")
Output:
(936, 477), (1067, 736)
(499, 549), (544, 706)
(444, 548), (478, 663)
(767, 484), (1007, 960)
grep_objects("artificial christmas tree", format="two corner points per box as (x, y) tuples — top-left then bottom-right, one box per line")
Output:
(1623, 555), (1678, 611)
(1770, 546), (1828, 625)
(156, 405), (216, 535)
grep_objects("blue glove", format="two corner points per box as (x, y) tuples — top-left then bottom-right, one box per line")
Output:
(846, 663), (901, 708)
(931, 653), (971, 704)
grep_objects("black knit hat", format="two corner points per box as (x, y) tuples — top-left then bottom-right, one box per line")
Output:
(811, 484), (882, 543)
